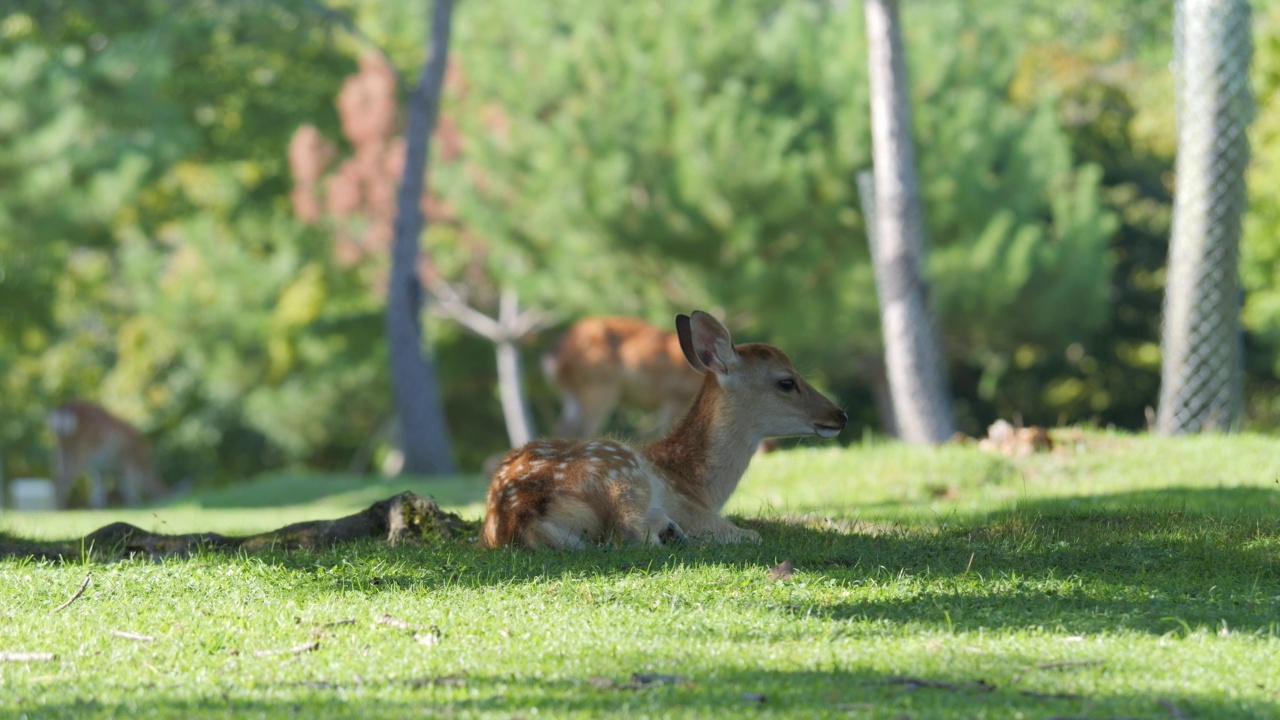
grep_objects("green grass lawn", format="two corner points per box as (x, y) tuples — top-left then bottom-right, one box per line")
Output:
(2, 431), (1278, 718)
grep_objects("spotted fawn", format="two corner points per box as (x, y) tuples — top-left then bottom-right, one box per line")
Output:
(482, 310), (847, 549)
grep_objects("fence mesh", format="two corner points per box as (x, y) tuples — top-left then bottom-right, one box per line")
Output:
(1157, 0), (1253, 434)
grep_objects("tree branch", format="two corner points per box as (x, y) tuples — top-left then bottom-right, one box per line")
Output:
(426, 280), (504, 340)
(425, 279), (557, 342)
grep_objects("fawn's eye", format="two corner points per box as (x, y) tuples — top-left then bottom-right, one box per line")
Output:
(777, 378), (797, 392)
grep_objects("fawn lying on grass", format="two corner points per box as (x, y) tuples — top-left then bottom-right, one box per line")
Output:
(482, 311), (847, 549)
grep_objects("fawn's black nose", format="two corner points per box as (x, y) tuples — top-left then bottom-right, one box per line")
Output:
(836, 410), (849, 427)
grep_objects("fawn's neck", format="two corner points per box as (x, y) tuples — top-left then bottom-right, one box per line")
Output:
(640, 375), (761, 512)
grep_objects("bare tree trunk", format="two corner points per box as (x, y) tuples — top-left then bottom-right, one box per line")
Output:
(496, 341), (533, 447)
(426, 281), (549, 450)
(495, 290), (536, 447)
(863, 0), (956, 444)
(387, 0), (458, 475)
(855, 171), (900, 439)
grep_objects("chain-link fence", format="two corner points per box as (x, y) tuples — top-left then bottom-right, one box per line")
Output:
(1157, 0), (1253, 435)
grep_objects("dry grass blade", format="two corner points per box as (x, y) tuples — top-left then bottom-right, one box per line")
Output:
(1036, 660), (1104, 671)
(311, 618), (358, 637)
(1020, 690), (1084, 701)
(1159, 698), (1190, 718)
(253, 641), (320, 658)
(0, 652), (57, 662)
(870, 676), (958, 690)
(295, 681), (338, 690)
(377, 614), (426, 631)
(629, 673), (692, 688)
(50, 572), (91, 614)
(406, 675), (467, 688)
(109, 630), (154, 643)
(868, 676), (996, 693)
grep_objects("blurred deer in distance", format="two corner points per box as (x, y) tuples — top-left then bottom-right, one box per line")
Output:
(46, 401), (169, 509)
(542, 316), (703, 440)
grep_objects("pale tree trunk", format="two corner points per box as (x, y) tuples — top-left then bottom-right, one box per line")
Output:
(426, 281), (549, 450)
(494, 290), (537, 448)
(387, 0), (458, 475)
(495, 339), (533, 447)
(863, 0), (956, 444)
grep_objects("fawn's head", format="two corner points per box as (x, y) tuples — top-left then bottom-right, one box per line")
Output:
(676, 311), (847, 440)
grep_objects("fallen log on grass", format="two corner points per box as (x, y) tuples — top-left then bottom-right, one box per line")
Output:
(0, 492), (473, 562)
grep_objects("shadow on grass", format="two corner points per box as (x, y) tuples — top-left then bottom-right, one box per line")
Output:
(1016, 484), (1280, 517)
(12, 666), (1273, 719)
(829, 476), (1280, 525)
(803, 486), (1279, 637)
(237, 486), (1280, 638)
(7, 484), (1277, 640)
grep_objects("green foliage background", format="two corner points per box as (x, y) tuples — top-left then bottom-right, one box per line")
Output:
(1, 0), (1278, 484)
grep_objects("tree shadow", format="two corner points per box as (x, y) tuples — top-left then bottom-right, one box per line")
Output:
(252, 486), (1280, 638)
(772, 486), (1280, 637)
(7, 484), (1278, 640)
(13, 665), (1272, 719)
(6, 490), (1278, 718)
(1007, 484), (1280, 517)
(807, 474), (1280, 523)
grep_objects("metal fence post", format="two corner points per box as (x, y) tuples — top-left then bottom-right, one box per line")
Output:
(1157, 0), (1253, 434)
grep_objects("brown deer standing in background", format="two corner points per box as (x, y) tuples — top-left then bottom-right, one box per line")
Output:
(542, 316), (704, 439)
(483, 311), (847, 549)
(46, 401), (168, 509)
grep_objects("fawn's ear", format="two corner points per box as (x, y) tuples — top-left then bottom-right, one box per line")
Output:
(676, 314), (706, 373)
(676, 310), (737, 376)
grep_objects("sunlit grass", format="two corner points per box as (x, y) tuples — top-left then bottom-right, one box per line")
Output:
(2, 431), (1278, 718)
